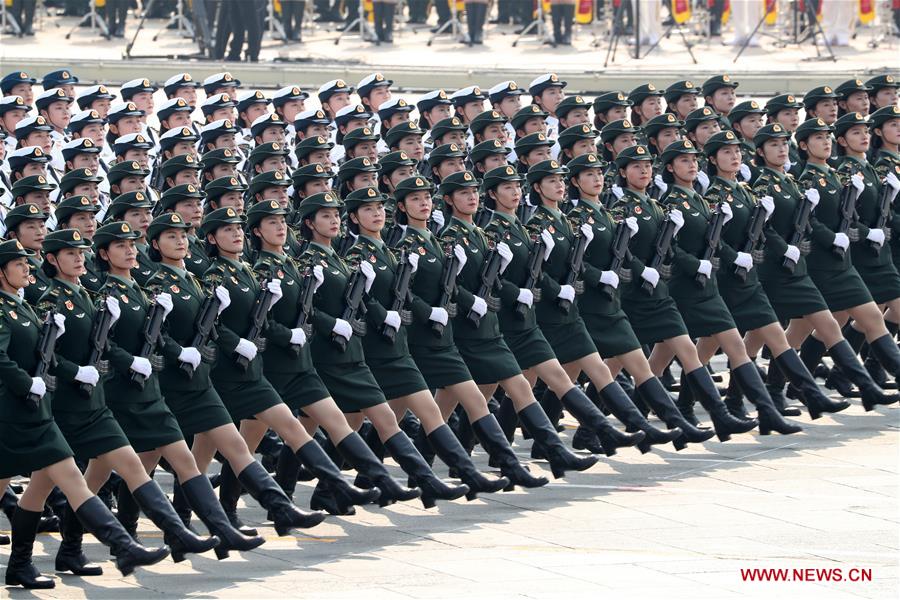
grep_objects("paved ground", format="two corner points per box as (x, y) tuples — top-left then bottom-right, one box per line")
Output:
(2, 395), (898, 600)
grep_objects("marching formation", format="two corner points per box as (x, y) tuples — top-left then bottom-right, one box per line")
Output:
(0, 67), (899, 588)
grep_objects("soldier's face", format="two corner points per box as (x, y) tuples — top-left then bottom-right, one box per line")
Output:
(497, 96), (522, 119)
(426, 105), (452, 125)
(43, 100), (72, 130)
(877, 118), (900, 146)
(12, 219), (47, 250)
(262, 186), (290, 209)
(775, 108), (800, 132)
(669, 154), (698, 184)
(118, 116), (143, 135)
(210, 164), (236, 179)
(213, 133), (236, 150)
(710, 88), (736, 114)
(448, 187), (479, 216)
(211, 223), (244, 254)
(442, 131), (467, 147)
(637, 96), (663, 120)
(242, 104), (270, 125)
(49, 248), (85, 278)
(72, 153), (99, 171)
(655, 127), (681, 150)
(166, 112), (193, 129)
(174, 169), (200, 187)
(303, 179), (331, 196)
(0, 256), (31, 289)
(21, 163), (46, 178)
(174, 198), (203, 227)
(1, 108), (27, 133)
(838, 124), (870, 154)
(308, 149), (332, 168)
(812, 99), (838, 124)
(873, 88), (898, 109)
(256, 215), (288, 246)
(761, 138), (789, 167)
(118, 175), (146, 193)
(841, 91), (870, 116)
(483, 155), (507, 171)
(673, 94), (698, 119)
(352, 202), (385, 233)
(306, 123), (331, 138)
(693, 121), (721, 146)
(736, 114), (764, 141)
(606, 106), (628, 122)
(351, 141), (379, 163)
(437, 158), (466, 180)
(260, 126), (285, 144)
(217, 191), (244, 213)
(398, 134), (425, 161)
(24, 191), (51, 211)
(491, 181), (522, 211)
(562, 107), (590, 127)
(211, 107), (236, 122)
(367, 87), (391, 111)
(26, 131), (52, 153)
(522, 117), (546, 136)
(713, 145), (743, 174)
(481, 123), (507, 144)
(350, 172), (378, 191)
(327, 93), (352, 115)
(10, 83), (33, 106)
(79, 123), (106, 146)
(58, 84), (76, 99)
(102, 239), (139, 270)
(400, 191), (433, 223)
(538, 88), (564, 115)
(462, 101), (485, 122)
(535, 174), (566, 203)
(68, 211), (97, 239)
(153, 228), (188, 260)
(386, 113), (410, 129)
(310, 208), (342, 239)
(174, 86), (197, 108)
(571, 139), (595, 158)
(612, 133), (636, 156)
(575, 168), (604, 198)
(123, 149), (150, 170)
(526, 147), (552, 164)
(279, 99), (305, 122)
(800, 132), (832, 161)
(624, 161), (653, 189)
(91, 98), (111, 118)
(132, 91), (154, 114)
(124, 208), (152, 235)
(389, 166), (416, 189)
(260, 156), (287, 173)
(172, 141), (198, 157)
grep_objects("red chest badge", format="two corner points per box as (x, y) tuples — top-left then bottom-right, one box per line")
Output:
(170, 285), (180, 293)
(65, 300), (74, 311)
(277, 269), (285, 278)
(120, 294), (129, 304)
(8, 311), (17, 320)
(548, 225), (555, 233)
(683, 201), (691, 209)
(368, 255), (377, 263)
(634, 206), (642, 215)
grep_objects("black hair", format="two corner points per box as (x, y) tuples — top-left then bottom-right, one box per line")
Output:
(41, 252), (59, 278)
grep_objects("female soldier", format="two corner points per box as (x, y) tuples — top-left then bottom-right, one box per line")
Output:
(91, 221), (263, 558)
(702, 130), (851, 420)
(340, 187), (509, 500)
(2, 203), (51, 306)
(480, 163), (683, 453)
(37, 229), (217, 577)
(870, 106), (900, 282)
(158, 185), (211, 277)
(654, 140), (801, 436)
(143, 212), (311, 553)
(434, 170), (600, 476)
(391, 176), (550, 489)
(1, 239), (169, 589)
(562, 154), (716, 447)
(294, 193), (466, 508)
(610, 145), (758, 440)
(243, 199), (416, 514)
(103, 191), (157, 286)
(749, 123), (897, 412)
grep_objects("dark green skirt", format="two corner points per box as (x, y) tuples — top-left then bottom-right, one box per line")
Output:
(53, 407), (131, 462)
(808, 266), (873, 312)
(581, 310), (642, 358)
(107, 399), (184, 454)
(760, 272), (828, 320)
(718, 279), (779, 333)
(0, 419), (73, 479)
(502, 326), (557, 371)
(454, 336), (523, 384)
(368, 354), (429, 399)
(670, 291), (737, 338)
(855, 261), (900, 305)
(409, 344), (473, 389)
(215, 377), (284, 422)
(265, 368), (331, 411)
(315, 362), (387, 412)
(620, 292), (689, 344)
(539, 318), (598, 364)
(162, 386), (234, 436)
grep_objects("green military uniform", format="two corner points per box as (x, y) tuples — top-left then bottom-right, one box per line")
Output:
(144, 213), (234, 436)
(294, 194), (387, 412)
(3, 204), (52, 306)
(0, 240), (74, 477)
(870, 106), (900, 267)
(37, 231), (130, 461)
(613, 147), (689, 344)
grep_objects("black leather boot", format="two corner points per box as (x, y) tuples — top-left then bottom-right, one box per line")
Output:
(180, 475), (264, 560)
(635, 377), (715, 450)
(218, 463), (258, 537)
(566, 385), (650, 455)
(171, 479), (195, 530)
(74, 496), (170, 576)
(471, 414), (549, 489)
(866, 333), (900, 379)
(274, 443), (300, 499)
(354, 422), (385, 489)
(572, 426), (605, 454)
(5, 507), (55, 589)
(517, 403), (599, 478)
(724, 375), (750, 419)
(131, 481), (220, 562)
(591, 383), (679, 453)
(297, 439), (381, 513)
(675, 370), (700, 425)
(236, 461), (326, 535)
(763, 359), (802, 416)
(731, 363), (803, 435)
(686, 367), (758, 441)
(55, 502), (104, 576)
(336, 432), (421, 505)
(116, 485), (140, 542)
(427, 424), (509, 500)
(495, 394), (519, 444)
(828, 340), (900, 411)
(384, 432), (469, 508)
(773, 349), (850, 419)
(537, 387), (565, 431)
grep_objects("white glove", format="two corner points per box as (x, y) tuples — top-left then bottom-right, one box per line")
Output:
(654, 174), (668, 195)
(266, 279), (283, 307)
(760, 195), (775, 221)
(429, 307), (449, 326)
(29, 377), (46, 398)
(359, 261), (376, 293)
(696, 171), (710, 194)
(611, 184), (624, 200)
(178, 346), (201, 369)
(407, 252), (419, 273)
(540, 229), (556, 260)
(734, 252), (753, 271)
(384, 310), (402, 330)
(74, 365), (100, 386)
(784, 158), (793, 172)
(833, 232), (850, 250)
(579, 223), (595, 246)
(804, 188), (820, 207)
(697, 259), (713, 278)
(739, 163), (752, 182)
(332, 318), (353, 341)
(886, 172), (900, 193)
(851, 173), (866, 193)
(640, 266), (660, 288)
(866, 228), (886, 247)
(235, 338), (258, 360)
(625, 216), (639, 237)
(215, 285), (231, 314)
(129, 356), (152, 378)
(431, 209), (445, 229)
(719, 202), (733, 225)
(290, 328), (307, 346)
(312, 265), (325, 292)
(600, 270), (619, 288)
(453, 244), (468, 275)
(784, 245), (801, 263)
(470, 296), (488, 317)
(105, 296), (121, 326)
(516, 288), (534, 307)
(668, 209), (685, 236)
(154, 293), (173, 321)
(53, 313), (66, 337)
(496, 242), (513, 274)
(557, 284), (576, 302)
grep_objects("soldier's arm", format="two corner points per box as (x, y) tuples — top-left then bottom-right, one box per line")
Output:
(253, 258), (293, 349)
(0, 321), (34, 397)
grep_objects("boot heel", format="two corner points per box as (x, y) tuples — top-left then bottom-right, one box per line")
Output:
(171, 550), (185, 563)
(672, 437), (687, 451)
(465, 489), (479, 501)
(716, 430), (732, 443)
(759, 424), (771, 436)
(636, 440), (653, 454)
(420, 494), (437, 509)
(214, 546), (231, 560)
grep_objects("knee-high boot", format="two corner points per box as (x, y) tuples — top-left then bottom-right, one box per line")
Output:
(384, 432), (469, 508)
(236, 461), (326, 536)
(296, 439), (381, 514)
(828, 340), (900, 411)
(772, 349), (850, 419)
(218, 463), (258, 536)
(865, 333), (900, 380)
(635, 377), (715, 449)
(471, 414), (549, 489)
(730, 363), (803, 435)
(517, 403), (599, 477)
(131, 481), (220, 563)
(675, 370), (700, 425)
(685, 367), (758, 441)
(427, 424), (509, 499)
(115, 484), (141, 541)
(55, 502), (104, 576)
(179, 475), (265, 560)
(335, 432), (422, 505)
(589, 382), (680, 453)
(5, 507), (55, 589)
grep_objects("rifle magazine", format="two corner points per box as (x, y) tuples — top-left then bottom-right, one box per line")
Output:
(710, 257), (721, 271)
(256, 338), (267, 352)
(618, 268), (633, 283)
(486, 296), (501, 311)
(44, 375), (57, 393)
(150, 355), (164, 371)
(400, 310), (413, 325)
(446, 303), (458, 318)
(848, 228), (860, 242)
(659, 264), (673, 279)
(798, 240), (812, 255)
(200, 346), (218, 363)
(573, 281), (585, 295)
(532, 289), (542, 302)
(751, 249), (766, 264)
(97, 360), (110, 375)
(351, 320), (367, 336)
(302, 324), (314, 337)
